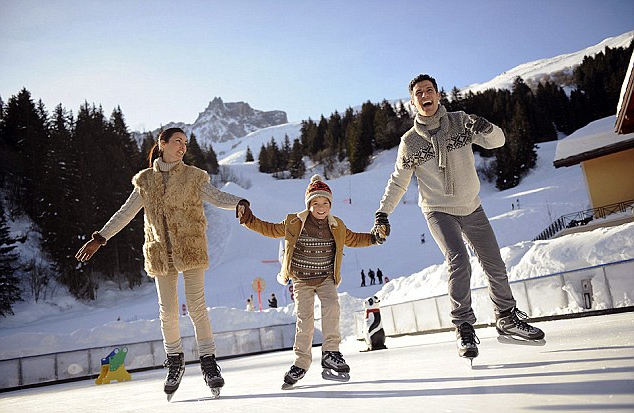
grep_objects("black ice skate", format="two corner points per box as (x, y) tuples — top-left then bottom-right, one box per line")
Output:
(163, 353), (185, 402)
(456, 323), (479, 366)
(321, 351), (350, 382)
(200, 355), (224, 398)
(496, 307), (545, 345)
(281, 365), (306, 390)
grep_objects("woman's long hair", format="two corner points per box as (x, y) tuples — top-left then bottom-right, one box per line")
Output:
(147, 127), (185, 168)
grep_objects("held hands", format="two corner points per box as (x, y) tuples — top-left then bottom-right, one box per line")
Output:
(236, 199), (254, 225)
(466, 115), (493, 135)
(371, 212), (390, 244)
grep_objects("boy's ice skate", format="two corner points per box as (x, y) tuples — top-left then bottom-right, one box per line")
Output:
(200, 355), (224, 398)
(163, 353), (185, 402)
(321, 351), (350, 382)
(496, 307), (545, 345)
(281, 365), (306, 390)
(456, 323), (479, 367)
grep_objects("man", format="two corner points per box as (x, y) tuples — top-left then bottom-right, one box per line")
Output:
(370, 74), (544, 361)
(268, 293), (278, 308)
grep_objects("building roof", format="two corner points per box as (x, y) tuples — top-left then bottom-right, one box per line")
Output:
(616, 49), (634, 134)
(554, 116), (634, 168)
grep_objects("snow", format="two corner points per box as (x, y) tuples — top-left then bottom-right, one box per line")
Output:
(460, 31), (634, 96)
(1, 313), (633, 412)
(554, 116), (634, 162)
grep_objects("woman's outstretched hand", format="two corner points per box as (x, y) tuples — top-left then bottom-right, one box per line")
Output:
(75, 239), (101, 262)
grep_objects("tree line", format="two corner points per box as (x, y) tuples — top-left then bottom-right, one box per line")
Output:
(258, 41), (631, 189)
(0, 94), (220, 315)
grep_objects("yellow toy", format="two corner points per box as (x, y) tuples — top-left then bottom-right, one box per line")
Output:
(95, 347), (132, 384)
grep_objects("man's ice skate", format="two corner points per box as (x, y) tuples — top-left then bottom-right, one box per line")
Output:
(281, 365), (306, 390)
(456, 323), (479, 367)
(163, 353), (185, 402)
(496, 307), (546, 346)
(321, 351), (350, 382)
(200, 355), (224, 399)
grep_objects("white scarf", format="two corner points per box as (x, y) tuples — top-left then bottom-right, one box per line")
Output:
(414, 105), (454, 196)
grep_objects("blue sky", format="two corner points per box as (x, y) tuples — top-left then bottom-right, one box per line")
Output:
(1, 0), (633, 132)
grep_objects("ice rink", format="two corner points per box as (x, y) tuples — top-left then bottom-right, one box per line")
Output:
(2, 312), (633, 413)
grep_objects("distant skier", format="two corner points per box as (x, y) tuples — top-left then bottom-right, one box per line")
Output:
(360, 269), (366, 287)
(238, 174), (381, 389)
(377, 268), (383, 284)
(372, 74), (544, 365)
(368, 268), (376, 285)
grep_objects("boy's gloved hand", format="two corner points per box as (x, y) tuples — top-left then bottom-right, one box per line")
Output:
(236, 199), (253, 225)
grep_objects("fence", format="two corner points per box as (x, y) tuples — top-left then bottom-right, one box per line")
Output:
(354, 258), (634, 339)
(0, 322), (313, 390)
(533, 200), (634, 241)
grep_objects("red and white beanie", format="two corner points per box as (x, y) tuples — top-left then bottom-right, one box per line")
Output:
(305, 174), (332, 209)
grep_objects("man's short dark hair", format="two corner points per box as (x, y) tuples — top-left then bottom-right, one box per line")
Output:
(409, 74), (438, 94)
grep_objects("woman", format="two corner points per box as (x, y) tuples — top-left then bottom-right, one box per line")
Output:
(76, 127), (252, 400)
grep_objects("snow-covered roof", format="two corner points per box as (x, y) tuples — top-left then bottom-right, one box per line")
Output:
(615, 49), (634, 134)
(554, 115), (634, 168)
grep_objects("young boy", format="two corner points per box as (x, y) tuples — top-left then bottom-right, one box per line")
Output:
(239, 174), (380, 388)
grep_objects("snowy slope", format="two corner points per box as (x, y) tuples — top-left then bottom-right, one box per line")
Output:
(460, 31), (634, 95)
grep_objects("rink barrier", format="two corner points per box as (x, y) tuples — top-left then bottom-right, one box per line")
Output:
(354, 258), (634, 339)
(0, 321), (316, 391)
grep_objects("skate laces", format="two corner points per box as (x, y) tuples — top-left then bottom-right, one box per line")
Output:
(510, 308), (533, 332)
(289, 365), (305, 377)
(326, 351), (345, 364)
(201, 356), (221, 377)
(458, 324), (480, 346)
(164, 355), (183, 382)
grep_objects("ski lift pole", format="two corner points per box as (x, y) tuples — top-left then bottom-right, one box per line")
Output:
(252, 277), (266, 312)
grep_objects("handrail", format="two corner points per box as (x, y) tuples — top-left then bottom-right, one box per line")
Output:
(533, 199), (634, 241)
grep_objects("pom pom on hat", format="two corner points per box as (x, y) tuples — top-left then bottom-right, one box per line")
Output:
(305, 174), (333, 208)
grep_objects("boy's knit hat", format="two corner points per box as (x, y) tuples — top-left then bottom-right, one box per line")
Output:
(305, 174), (332, 208)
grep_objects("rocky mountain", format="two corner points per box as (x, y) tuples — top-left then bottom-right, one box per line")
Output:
(132, 97), (287, 148)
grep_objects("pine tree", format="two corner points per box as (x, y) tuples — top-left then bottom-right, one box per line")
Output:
(205, 143), (219, 174)
(184, 133), (206, 170)
(258, 143), (269, 173)
(0, 201), (22, 316)
(0, 89), (48, 218)
(139, 132), (155, 169)
(245, 146), (254, 162)
(288, 138), (306, 179)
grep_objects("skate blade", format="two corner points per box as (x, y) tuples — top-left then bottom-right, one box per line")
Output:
(281, 382), (295, 390)
(497, 335), (546, 346)
(322, 369), (350, 382)
(209, 388), (221, 399)
(166, 392), (175, 402)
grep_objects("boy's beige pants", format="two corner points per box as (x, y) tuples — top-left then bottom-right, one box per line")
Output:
(292, 277), (341, 370)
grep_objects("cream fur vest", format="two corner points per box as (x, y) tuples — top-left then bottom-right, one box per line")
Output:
(132, 161), (209, 276)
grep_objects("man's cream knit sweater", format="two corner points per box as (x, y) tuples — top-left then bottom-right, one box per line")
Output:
(378, 106), (505, 216)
